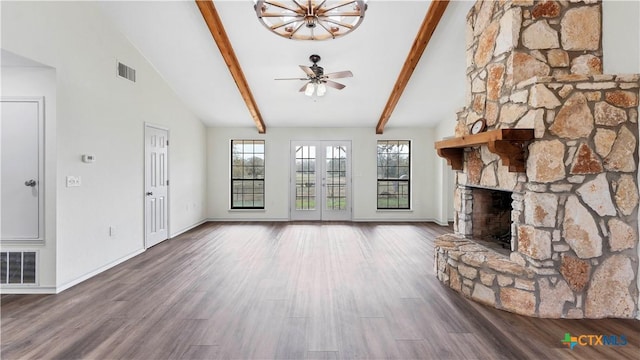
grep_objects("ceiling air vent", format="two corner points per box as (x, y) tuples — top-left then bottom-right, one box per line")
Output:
(0, 251), (37, 285)
(117, 61), (136, 82)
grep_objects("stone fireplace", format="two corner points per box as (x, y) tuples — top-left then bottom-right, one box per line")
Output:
(435, 0), (640, 319)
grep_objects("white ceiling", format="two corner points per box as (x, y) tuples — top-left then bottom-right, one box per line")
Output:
(98, 0), (470, 130)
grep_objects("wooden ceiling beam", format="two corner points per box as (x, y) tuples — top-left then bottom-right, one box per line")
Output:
(196, 0), (266, 133)
(375, 0), (450, 134)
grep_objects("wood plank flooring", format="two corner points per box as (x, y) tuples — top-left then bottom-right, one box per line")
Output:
(1, 222), (638, 359)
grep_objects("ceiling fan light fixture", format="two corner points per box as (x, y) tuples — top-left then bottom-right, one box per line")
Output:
(275, 54), (352, 96)
(317, 82), (327, 97)
(254, 0), (368, 40)
(304, 82), (315, 96)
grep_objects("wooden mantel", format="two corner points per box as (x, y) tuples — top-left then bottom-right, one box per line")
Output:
(435, 129), (535, 172)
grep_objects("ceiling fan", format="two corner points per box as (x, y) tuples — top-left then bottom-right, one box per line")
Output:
(276, 54), (353, 96)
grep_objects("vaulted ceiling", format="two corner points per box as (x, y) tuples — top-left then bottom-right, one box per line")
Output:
(98, 0), (470, 133)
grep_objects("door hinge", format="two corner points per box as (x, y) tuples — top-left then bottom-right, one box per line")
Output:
(166, 140), (169, 146)
(166, 180), (169, 186)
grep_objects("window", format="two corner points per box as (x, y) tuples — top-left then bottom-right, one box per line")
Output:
(377, 140), (410, 209)
(231, 140), (265, 209)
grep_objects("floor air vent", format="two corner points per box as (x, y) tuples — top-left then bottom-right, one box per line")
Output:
(117, 61), (136, 82)
(0, 252), (37, 285)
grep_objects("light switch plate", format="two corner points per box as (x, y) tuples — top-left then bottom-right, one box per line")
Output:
(66, 176), (81, 187)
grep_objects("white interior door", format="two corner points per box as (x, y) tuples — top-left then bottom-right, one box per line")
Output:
(144, 124), (169, 248)
(1, 98), (44, 242)
(290, 141), (351, 221)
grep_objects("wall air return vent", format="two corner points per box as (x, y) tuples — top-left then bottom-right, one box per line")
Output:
(0, 251), (37, 285)
(117, 61), (136, 82)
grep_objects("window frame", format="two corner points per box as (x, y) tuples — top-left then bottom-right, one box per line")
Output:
(230, 140), (265, 210)
(376, 140), (411, 210)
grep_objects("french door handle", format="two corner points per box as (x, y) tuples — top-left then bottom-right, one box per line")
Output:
(24, 179), (37, 187)
(146, 192), (153, 196)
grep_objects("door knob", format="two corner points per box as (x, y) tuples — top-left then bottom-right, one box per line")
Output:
(146, 192), (153, 196)
(24, 179), (37, 187)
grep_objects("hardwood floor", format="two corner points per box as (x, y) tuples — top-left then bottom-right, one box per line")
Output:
(1, 222), (638, 359)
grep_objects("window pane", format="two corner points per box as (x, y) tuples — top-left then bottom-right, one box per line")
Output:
(243, 166), (253, 179)
(389, 153), (399, 166)
(255, 166), (265, 179)
(233, 142), (244, 155)
(325, 146), (347, 211)
(232, 166), (242, 178)
(389, 166), (399, 179)
(399, 153), (409, 166)
(244, 153), (254, 166)
(295, 146), (316, 210)
(253, 141), (264, 153)
(23, 253), (36, 284)
(399, 166), (410, 179)
(8, 252), (21, 284)
(254, 194), (264, 208)
(0, 252), (6, 284)
(244, 142), (254, 153)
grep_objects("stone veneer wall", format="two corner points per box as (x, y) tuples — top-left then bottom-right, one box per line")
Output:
(435, 0), (640, 318)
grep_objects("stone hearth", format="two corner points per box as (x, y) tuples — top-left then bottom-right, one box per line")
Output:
(435, 0), (640, 318)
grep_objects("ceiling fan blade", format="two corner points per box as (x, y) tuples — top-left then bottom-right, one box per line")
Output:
(275, 77), (308, 81)
(299, 82), (311, 92)
(324, 70), (353, 79)
(324, 80), (346, 90)
(299, 65), (316, 78)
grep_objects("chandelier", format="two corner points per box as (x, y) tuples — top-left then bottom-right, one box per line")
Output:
(254, 1), (368, 40)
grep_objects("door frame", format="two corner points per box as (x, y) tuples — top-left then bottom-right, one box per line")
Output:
(1, 96), (45, 244)
(289, 140), (352, 221)
(143, 123), (170, 249)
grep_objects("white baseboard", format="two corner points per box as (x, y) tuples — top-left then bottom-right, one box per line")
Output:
(0, 286), (57, 294)
(205, 218), (448, 223)
(432, 218), (453, 226)
(205, 218), (290, 222)
(55, 248), (145, 293)
(352, 218), (434, 222)
(170, 219), (208, 238)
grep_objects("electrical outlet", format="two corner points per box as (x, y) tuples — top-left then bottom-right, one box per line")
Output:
(66, 176), (81, 187)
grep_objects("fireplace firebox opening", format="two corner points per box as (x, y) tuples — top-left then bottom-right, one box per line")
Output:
(471, 187), (512, 252)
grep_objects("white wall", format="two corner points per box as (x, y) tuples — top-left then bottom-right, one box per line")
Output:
(207, 127), (440, 222)
(435, 116), (458, 225)
(1, 1), (207, 291)
(603, 0), (640, 73)
(1, 65), (58, 291)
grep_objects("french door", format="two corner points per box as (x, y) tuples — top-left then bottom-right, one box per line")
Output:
(290, 141), (351, 221)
